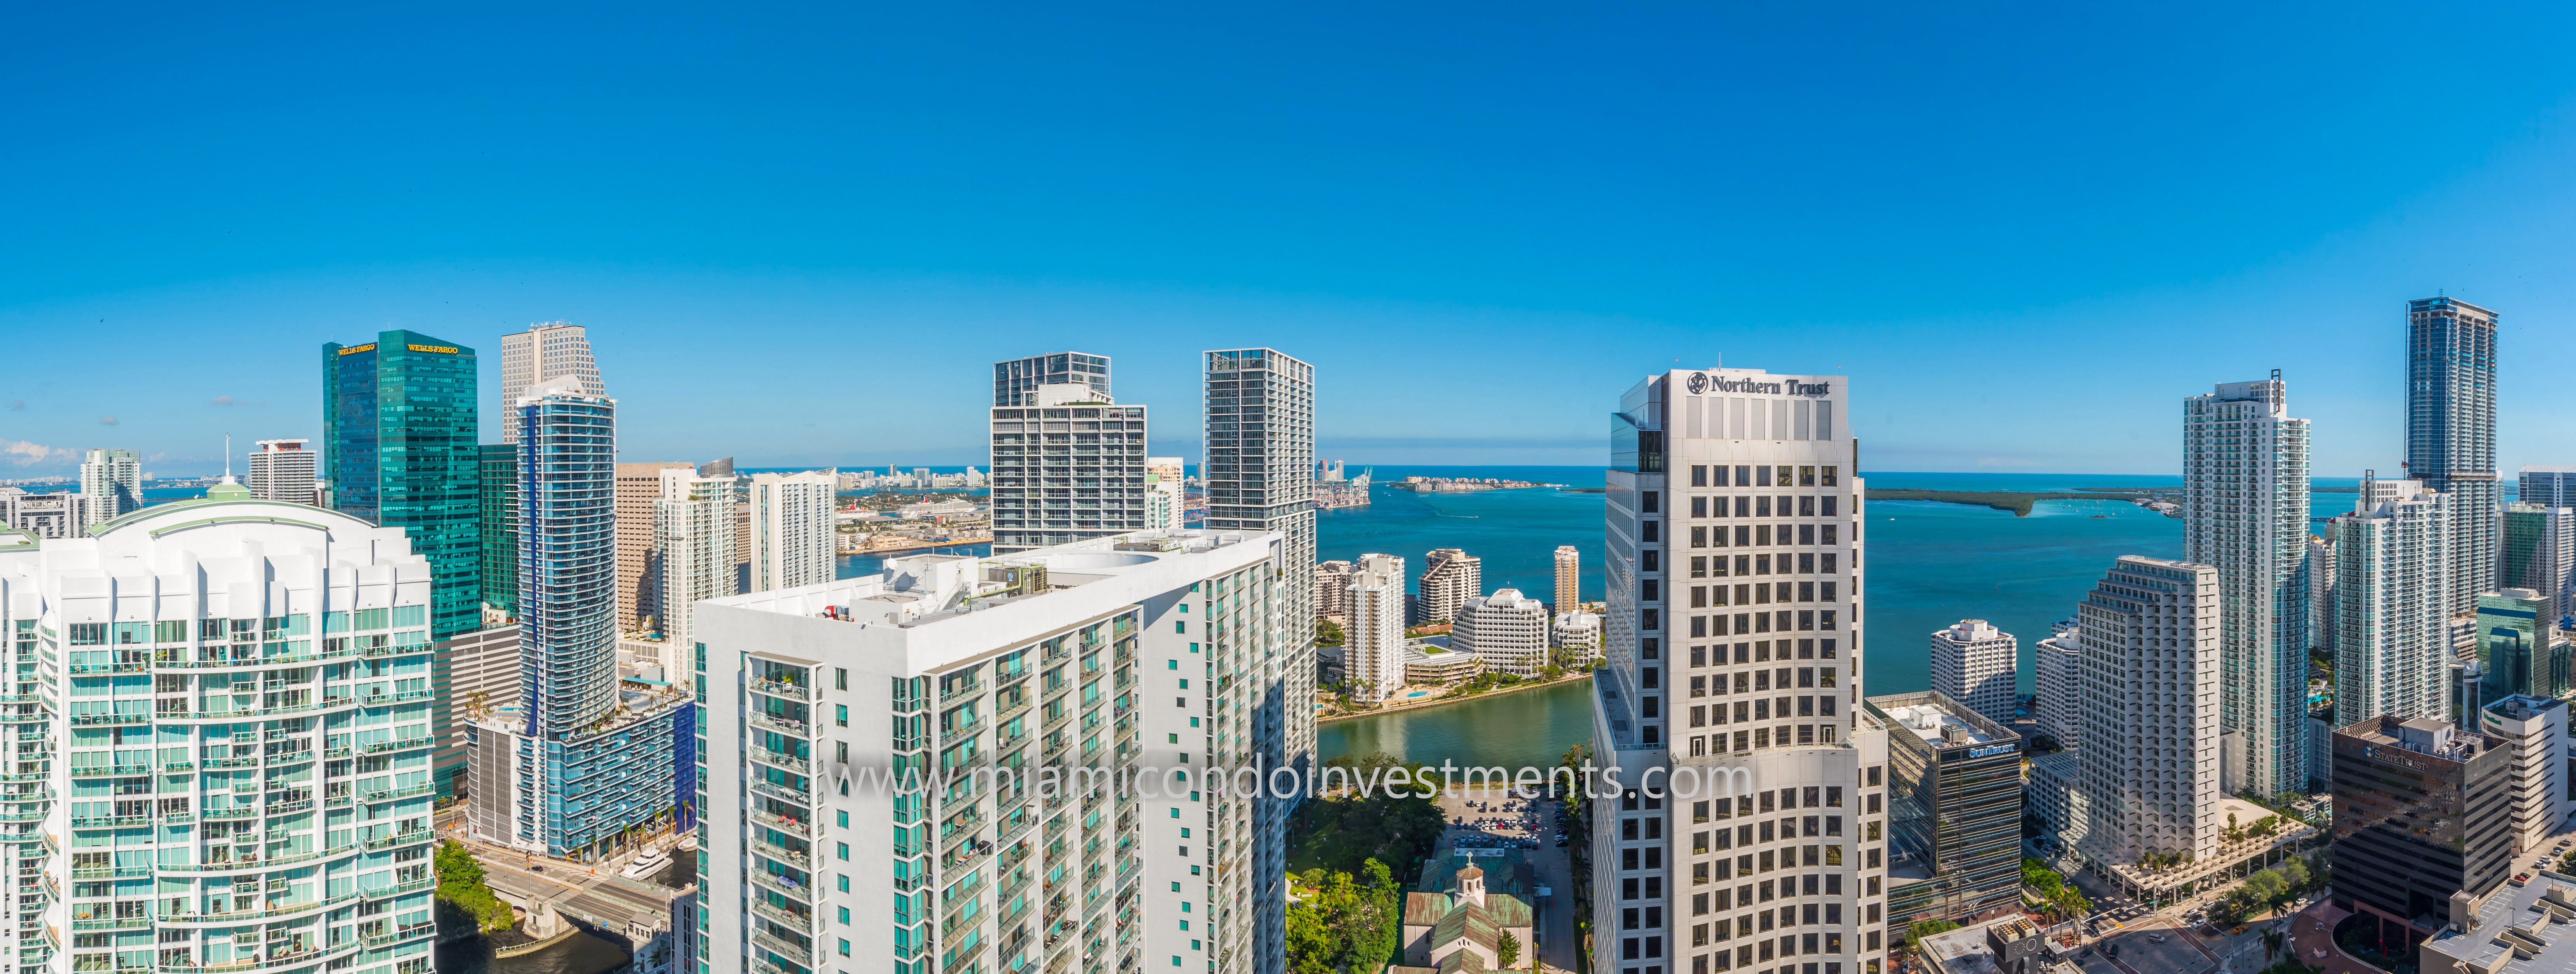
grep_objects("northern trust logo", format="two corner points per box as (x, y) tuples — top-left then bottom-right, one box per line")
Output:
(1688, 372), (1833, 397)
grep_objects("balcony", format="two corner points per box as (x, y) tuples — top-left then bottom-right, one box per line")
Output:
(358, 784), (436, 804)
(69, 713), (147, 727)
(69, 915), (152, 931)
(752, 930), (819, 967)
(752, 779), (813, 808)
(363, 831), (430, 851)
(69, 814), (150, 828)
(362, 878), (436, 900)
(751, 679), (813, 702)
(750, 749), (812, 775)
(750, 712), (814, 739)
(752, 810), (817, 838)
(360, 737), (429, 755)
(749, 868), (815, 903)
(751, 899), (817, 934)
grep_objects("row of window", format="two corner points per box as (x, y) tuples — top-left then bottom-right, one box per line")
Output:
(1691, 666), (1839, 695)
(1686, 725), (1842, 753)
(1691, 554), (1839, 578)
(1689, 695), (1838, 726)
(1687, 466), (1841, 488)
(1689, 495), (1841, 518)
(1689, 582), (1840, 607)
(1690, 524), (1841, 548)
(1677, 611), (1840, 636)
(1690, 641), (1836, 666)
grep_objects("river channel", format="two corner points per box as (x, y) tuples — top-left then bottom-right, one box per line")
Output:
(1316, 677), (1598, 772)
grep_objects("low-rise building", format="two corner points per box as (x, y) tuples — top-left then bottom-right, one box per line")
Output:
(1394, 852), (1538, 973)
(1551, 611), (1601, 666)
(1405, 644), (1483, 684)
(2417, 872), (2576, 974)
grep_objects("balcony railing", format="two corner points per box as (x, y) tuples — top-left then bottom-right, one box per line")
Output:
(751, 679), (813, 702)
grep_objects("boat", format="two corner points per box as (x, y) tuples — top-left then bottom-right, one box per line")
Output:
(620, 846), (670, 879)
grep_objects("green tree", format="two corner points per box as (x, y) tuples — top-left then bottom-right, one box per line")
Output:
(1498, 930), (1522, 969)
(1316, 619), (1347, 647)
(433, 839), (517, 934)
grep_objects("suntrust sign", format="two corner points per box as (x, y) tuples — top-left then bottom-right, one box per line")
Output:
(1687, 372), (1832, 397)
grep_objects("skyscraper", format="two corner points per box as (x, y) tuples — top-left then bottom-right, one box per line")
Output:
(2074, 556), (2221, 870)
(2406, 296), (2499, 617)
(0, 483), (444, 974)
(991, 349), (1110, 406)
(323, 331), (482, 638)
(1601, 366), (1890, 974)
(2498, 502), (2576, 623)
(246, 438), (318, 503)
(498, 321), (606, 444)
(1200, 347), (1316, 973)
(616, 461), (696, 631)
(1145, 456), (1187, 531)
(2520, 465), (2576, 509)
(2183, 376), (2311, 798)
(655, 471), (742, 644)
(989, 370), (1147, 552)
(1346, 553), (1408, 702)
(2032, 619), (2080, 747)
(694, 530), (1282, 974)
(1555, 544), (1582, 613)
(746, 470), (838, 593)
(1418, 547), (1482, 623)
(1927, 619), (2017, 729)
(77, 446), (141, 526)
(479, 443), (519, 617)
(2330, 479), (2453, 724)
(2476, 588), (2560, 702)
(466, 376), (687, 857)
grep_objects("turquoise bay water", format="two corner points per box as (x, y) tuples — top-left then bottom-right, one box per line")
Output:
(1316, 467), (2370, 768)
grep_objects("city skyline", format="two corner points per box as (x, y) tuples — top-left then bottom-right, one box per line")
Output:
(17, 10), (2576, 474)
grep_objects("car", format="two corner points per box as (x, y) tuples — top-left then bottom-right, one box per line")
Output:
(2148, 934), (2166, 944)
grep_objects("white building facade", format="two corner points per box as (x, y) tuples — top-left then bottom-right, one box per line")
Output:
(1144, 458), (1186, 533)
(498, 321), (606, 444)
(2328, 480), (2453, 724)
(2031, 619), (2080, 747)
(2479, 695), (2570, 857)
(2073, 556), (2221, 870)
(748, 470), (839, 594)
(1344, 554), (1408, 703)
(247, 439), (319, 504)
(989, 382), (1147, 553)
(1597, 366), (1890, 974)
(2183, 377), (2312, 798)
(0, 484), (442, 974)
(1418, 549), (1481, 624)
(655, 474), (742, 645)
(1553, 612), (1603, 667)
(691, 530), (1283, 974)
(77, 448), (142, 527)
(1926, 620), (2016, 729)
(1453, 588), (1551, 678)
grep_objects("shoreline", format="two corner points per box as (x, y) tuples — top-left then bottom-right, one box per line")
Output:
(1318, 671), (1594, 725)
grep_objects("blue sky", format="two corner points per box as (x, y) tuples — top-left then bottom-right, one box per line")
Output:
(8, 3), (2576, 476)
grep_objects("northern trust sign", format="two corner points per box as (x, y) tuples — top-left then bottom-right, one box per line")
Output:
(1687, 371), (1833, 397)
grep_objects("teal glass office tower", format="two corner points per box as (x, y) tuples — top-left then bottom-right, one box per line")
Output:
(480, 443), (519, 618)
(323, 331), (483, 639)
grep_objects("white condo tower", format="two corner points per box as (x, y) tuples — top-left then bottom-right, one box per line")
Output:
(2182, 376), (2311, 797)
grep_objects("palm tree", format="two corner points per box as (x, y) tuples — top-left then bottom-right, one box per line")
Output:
(2262, 929), (2284, 963)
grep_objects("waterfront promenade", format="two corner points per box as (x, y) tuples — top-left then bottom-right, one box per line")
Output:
(1319, 671), (1593, 725)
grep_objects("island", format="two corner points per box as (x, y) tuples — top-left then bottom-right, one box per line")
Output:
(1866, 487), (2186, 518)
(1393, 476), (1567, 493)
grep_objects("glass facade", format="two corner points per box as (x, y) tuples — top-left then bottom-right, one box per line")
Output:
(322, 331), (483, 639)
(1868, 693), (2024, 936)
(515, 387), (619, 737)
(2330, 716), (2515, 936)
(478, 443), (518, 618)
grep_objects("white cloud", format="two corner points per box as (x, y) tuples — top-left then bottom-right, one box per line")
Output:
(1, 440), (72, 467)
(98, 416), (118, 425)
(211, 396), (234, 406)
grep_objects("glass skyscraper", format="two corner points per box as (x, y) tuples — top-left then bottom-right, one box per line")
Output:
(478, 443), (519, 618)
(463, 377), (685, 858)
(322, 331), (483, 638)
(2405, 297), (2499, 617)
